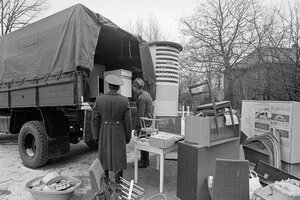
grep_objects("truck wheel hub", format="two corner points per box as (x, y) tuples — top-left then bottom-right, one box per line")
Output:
(24, 133), (36, 158)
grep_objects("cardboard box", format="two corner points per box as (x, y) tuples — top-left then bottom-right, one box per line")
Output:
(149, 132), (181, 148)
(104, 69), (132, 97)
(185, 115), (239, 147)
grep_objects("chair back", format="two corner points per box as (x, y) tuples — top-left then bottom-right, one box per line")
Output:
(120, 177), (144, 200)
(138, 117), (161, 139)
(212, 158), (249, 200)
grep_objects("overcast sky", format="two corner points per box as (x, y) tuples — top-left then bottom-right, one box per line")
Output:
(41, 0), (294, 43)
(41, 0), (199, 43)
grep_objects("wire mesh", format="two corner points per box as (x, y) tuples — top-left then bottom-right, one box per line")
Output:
(94, 177), (144, 200)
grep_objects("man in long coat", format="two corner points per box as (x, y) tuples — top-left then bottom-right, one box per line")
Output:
(91, 74), (132, 183)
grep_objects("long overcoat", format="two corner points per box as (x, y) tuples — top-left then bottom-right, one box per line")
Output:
(91, 90), (132, 172)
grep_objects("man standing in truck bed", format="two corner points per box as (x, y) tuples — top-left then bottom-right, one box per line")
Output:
(91, 74), (132, 183)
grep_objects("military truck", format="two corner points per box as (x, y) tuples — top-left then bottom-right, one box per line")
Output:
(0, 4), (156, 168)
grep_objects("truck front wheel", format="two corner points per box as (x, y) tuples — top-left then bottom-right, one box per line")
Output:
(18, 121), (48, 168)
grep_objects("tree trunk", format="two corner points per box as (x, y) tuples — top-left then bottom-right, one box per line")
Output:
(226, 78), (234, 104)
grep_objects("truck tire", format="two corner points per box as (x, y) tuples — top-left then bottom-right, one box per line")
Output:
(85, 140), (98, 150)
(18, 121), (48, 168)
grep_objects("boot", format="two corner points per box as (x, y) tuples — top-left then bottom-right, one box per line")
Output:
(138, 151), (150, 168)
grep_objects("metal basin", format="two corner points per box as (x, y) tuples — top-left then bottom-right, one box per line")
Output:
(25, 176), (81, 200)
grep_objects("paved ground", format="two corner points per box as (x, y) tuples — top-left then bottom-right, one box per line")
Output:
(0, 133), (178, 200)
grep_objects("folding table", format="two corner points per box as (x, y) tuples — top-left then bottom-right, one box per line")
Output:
(133, 139), (177, 193)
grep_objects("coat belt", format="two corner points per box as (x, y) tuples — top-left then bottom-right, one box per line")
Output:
(104, 120), (120, 125)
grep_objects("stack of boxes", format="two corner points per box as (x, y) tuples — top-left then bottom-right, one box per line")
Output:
(177, 102), (241, 200)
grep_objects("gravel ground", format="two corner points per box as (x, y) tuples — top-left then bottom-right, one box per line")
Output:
(0, 132), (178, 200)
(0, 132), (136, 200)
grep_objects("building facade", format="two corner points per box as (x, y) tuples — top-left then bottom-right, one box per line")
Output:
(230, 46), (300, 109)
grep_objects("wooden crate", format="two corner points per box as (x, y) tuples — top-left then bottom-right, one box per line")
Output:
(185, 115), (239, 147)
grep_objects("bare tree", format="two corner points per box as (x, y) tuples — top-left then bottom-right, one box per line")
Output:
(230, 0), (300, 102)
(0, 0), (48, 36)
(126, 13), (167, 42)
(267, 1), (300, 101)
(234, 4), (278, 102)
(180, 0), (265, 105)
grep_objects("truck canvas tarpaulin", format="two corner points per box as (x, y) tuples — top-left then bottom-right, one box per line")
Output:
(0, 3), (155, 97)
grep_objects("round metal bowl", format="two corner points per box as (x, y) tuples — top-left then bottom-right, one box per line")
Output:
(25, 176), (81, 200)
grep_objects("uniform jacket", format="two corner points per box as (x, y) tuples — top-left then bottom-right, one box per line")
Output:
(91, 90), (132, 172)
(135, 90), (153, 130)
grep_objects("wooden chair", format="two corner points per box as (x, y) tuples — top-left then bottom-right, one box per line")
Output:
(119, 177), (144, 200)
(188, 80), (236, 135)
(137, 117), (162, 139)
(89, 159), (105, 200)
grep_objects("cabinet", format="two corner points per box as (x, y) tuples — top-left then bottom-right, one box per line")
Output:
(177, 140), (240, 200)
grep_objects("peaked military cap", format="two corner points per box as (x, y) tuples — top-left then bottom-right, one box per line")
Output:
(105, 74), (124, 86)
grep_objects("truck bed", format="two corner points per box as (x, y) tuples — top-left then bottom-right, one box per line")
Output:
(0, 72), (82, 108)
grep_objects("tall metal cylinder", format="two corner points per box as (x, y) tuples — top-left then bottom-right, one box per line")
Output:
(148, 41), (183, 117)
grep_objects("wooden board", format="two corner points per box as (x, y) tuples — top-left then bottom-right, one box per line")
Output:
(39, 82), (74, 106)
(0, 73), (80, 108)
(0, 92), (9, 108)
(11, 88), (36, 107)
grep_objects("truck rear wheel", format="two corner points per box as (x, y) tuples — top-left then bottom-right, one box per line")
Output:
(18, 121), (48, 168)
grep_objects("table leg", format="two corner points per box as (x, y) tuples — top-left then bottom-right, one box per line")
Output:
(159, 153), (164, 193)
(134, 146), (138, 184)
